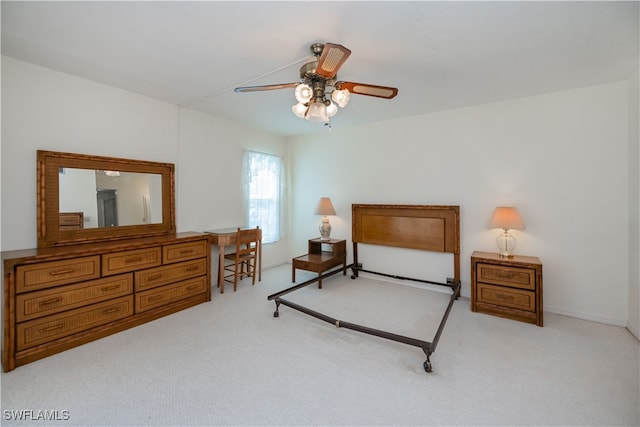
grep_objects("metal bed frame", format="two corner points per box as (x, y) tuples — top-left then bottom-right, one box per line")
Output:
(268, 204), (461, 373)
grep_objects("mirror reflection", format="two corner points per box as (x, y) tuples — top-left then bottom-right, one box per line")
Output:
(59, 168), (163, 230)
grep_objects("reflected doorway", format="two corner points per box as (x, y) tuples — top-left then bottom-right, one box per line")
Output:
(97, 189), (119, 227)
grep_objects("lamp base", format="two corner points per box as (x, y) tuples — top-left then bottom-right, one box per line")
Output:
(496, 230), (516, 257)
(319, 218), (332, 241)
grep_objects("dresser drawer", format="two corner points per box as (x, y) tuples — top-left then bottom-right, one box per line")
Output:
(16, 274), (133, 322)
(16, 296), (133, 350)
(102, 247), (162, 276)
(136, 276), (208, 313)
(477, 283), (536, 312)
(163, 240), (208, 264)
(477, 263), (535, 290)
(134, 258), (207, 291)
(16, 256), (101, 293)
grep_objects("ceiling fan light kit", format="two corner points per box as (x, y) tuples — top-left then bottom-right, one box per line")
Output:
(235, 42), (398, 126)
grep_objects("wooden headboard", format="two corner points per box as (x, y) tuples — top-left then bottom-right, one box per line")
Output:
(352, 204), (460, 280)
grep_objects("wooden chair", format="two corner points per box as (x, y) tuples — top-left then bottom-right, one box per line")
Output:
(223, 227), (260, 292)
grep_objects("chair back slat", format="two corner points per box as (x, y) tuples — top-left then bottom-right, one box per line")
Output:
(223, 226), (260, 291)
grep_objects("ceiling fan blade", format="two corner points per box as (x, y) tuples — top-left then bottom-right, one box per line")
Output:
(335, 81), (398, 99)
(316, 43), (352, 78)
(234, 82), (298, 93)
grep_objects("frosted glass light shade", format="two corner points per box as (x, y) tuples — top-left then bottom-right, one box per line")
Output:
(294, 84), (313, 103)
(327, 102), (338, 117)
(305, 101), (329, 123)
(292, 102), (307, 118)
(331, 89), (350, 108)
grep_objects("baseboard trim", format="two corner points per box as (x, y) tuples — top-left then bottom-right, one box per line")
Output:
(544, 306), (627, 327)
(626, 324), (640, 341)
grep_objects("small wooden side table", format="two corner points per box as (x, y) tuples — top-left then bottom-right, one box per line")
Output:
(292, 238), (347, 288)
(471, 251), (543, 326)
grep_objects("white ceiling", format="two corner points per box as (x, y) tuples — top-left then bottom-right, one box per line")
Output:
(2, 1), (638, 137)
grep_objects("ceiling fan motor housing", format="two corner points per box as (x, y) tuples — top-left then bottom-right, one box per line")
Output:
(300, 45), (337, 105)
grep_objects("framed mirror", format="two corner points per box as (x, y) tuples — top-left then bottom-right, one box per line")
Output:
(37, 150), (176, 247)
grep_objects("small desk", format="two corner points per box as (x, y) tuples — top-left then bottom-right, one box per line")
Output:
(292, 238), (347, 288)
(205, 228), (262, 293)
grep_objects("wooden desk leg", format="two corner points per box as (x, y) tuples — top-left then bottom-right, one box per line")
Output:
(318, 274), (322, 289)
(218, 245), (225, 294)
(292, 266), (296, 283)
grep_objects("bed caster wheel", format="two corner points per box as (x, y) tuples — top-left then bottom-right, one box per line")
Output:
(423, 360), (432, 373)
(273, 311), (279, 318)
(350, 275), (356, 279)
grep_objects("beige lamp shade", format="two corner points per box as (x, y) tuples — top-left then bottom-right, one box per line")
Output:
(489, 207), (525, 230)
(315, 197), (336, 216)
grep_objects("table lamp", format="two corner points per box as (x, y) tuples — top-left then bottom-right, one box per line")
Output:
(489, 206), (525, 257)
(315, 197), (336, 240)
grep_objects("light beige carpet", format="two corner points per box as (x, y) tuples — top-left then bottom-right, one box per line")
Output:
(1, 264), (638, 426)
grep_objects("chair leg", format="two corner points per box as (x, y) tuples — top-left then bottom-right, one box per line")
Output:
(234, 260), (239, 291)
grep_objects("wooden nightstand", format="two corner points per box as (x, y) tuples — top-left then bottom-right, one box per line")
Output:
(292, 238), (347, 288)
(471, 251), (543, 326)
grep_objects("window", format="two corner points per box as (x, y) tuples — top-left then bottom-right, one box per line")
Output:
(242, 150), (286, 244)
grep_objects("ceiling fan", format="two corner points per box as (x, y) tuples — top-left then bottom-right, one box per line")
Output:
(234, 42), (398, 124)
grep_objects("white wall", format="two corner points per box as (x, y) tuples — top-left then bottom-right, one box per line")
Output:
(0, 57), (290, 273)
(289, 81), (630, 326)
(628, 69), (640, 339)
(1, 56), (178, 250)
(1, 55), (636, 328)
(176, 107), (290, 269)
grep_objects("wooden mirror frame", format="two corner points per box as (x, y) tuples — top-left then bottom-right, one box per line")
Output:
(37, 150), (176, 248)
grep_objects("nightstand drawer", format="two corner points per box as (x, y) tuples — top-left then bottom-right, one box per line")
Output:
(477, 263), (535, 290)
(477, 283), (535, 312)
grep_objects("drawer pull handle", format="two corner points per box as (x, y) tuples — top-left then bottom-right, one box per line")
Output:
(147, 274), (163, 281)
(148, 295), (163, 302)
(497, 294), (515, 301)
(101, 307), (121, 315)
(39, 324), (63, 333)
(100, 285), (121, 292)
(125, 257), (143, 263)
(186, 285), (200, 291)
(39, 297), (63, 306)
(496, 272), (515, 279)
(186, 266), (199, 272)
(49, 268), (74, 276)
(179, 249), (194, 255)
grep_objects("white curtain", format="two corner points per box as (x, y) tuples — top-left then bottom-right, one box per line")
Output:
(242, 150), (287, 243)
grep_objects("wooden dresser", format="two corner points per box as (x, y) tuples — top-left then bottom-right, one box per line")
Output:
(470, 251), (543, 326)
(2, 232), (211, 371)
